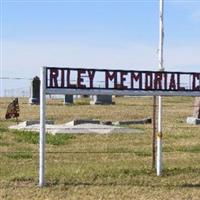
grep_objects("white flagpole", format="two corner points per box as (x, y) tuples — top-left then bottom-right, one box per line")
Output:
(157, 0), (164, 176)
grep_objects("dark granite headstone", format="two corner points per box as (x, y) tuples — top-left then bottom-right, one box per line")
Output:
(63, 95), (73, 105)
(90, 95), (113, 105)
(29, 76), (40, 105)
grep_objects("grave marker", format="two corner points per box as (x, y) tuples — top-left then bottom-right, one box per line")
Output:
(63, 95), (73, 104)
(29, 76), (40, 105)
(187, 97), (200, 125)
(90, 95), (113, 105)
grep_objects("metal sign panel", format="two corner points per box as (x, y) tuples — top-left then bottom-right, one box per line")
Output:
(45, 67), (200, 96)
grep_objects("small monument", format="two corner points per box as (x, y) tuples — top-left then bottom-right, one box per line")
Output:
(187, 97), (200, 125)
(90, 95), (113, 105)
(29, 76), (40, 105)
(63, 95), (73, 105)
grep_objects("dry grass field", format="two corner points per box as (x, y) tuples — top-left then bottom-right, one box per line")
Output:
(1, 96), (200, 199)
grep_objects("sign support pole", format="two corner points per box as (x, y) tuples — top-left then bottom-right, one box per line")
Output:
(152, 96), (156, 169)
(157, 0), (164, 176)
(39, 66), (46, 187)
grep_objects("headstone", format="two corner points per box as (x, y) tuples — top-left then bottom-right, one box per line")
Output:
(193, 97), (200, 118)
(63, 95), (73, 105)
(186, 97), (200, 125)
(29, 76), (40, 105)
(90, 95), (113, 105)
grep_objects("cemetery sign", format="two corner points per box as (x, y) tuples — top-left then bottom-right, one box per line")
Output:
(39, 66), (200, 187)
(46, 67), (200, 96)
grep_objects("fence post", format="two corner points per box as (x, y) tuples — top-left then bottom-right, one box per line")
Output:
(157, 96), (163, 176)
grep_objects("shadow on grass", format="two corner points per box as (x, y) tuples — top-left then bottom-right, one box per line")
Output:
(163, 167), (200, 176)
(5, 179), (200, 189)
(4, 167), (200, 189)
(46, 180), (157, 188)
(5, 152), (33, 159)
(181, 183), (200, 188)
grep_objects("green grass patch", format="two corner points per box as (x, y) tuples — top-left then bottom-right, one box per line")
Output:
(0, 141), (11, 146)
(2, 96), (200, 199)
(14, 130), (39, 144)
(14, 130), (75, 145)
(163, 144), (200, 153)
(163, 146), (175, 152)
(0, 127), (8, 133)
(5, 152), (33, 159)
(74, 98), (90, 105)
(177, 145), (200, 153)
(106, 147), (151, 157)
(171, 133), (194, 139)
(163, 167), (200, 176)
(46, 134), (75, 145)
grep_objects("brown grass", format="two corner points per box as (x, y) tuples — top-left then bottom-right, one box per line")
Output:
(1, 96), (200, 199)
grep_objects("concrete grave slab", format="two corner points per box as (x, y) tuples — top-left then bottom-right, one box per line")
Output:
(186, 117), (200, 125)
(10, 120), (54, 130)
(9, 120), (142, 135)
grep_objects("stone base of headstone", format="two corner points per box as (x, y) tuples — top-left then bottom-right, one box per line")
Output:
(66, 119), (100, 126)
(63, 95), (73, 105)
(25, 120), (54, 126)
(186, 117), (200, 125)
(29, 98), (40, 105)
(101, 121), (112, 125)
(113, 118), (152, 125)
(90, 95), (114, 105)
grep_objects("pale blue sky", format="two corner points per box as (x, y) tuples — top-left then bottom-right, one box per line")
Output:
(1, 0), (200, 94)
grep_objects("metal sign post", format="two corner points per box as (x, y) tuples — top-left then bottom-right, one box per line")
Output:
(152, 96), (156, 169)
(157, 0), (164, 176)
(39, 66), (46, 187)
